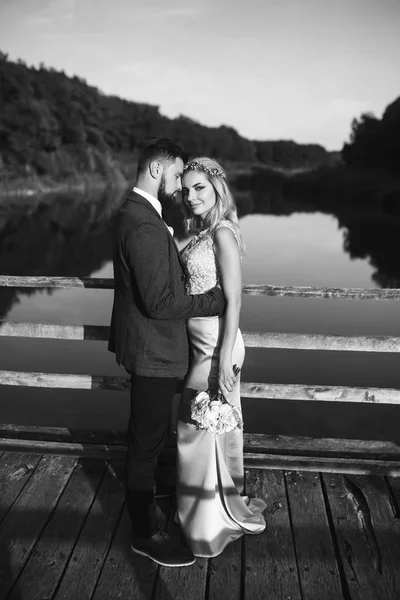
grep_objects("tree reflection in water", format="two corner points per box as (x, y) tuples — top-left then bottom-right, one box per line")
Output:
(1, 169), (400, 321)
(0, 187), (125, 319)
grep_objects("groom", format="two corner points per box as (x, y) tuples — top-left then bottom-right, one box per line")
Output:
(108, 137), (225, 567)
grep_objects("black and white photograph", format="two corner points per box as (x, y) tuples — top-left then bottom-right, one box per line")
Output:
(0, 0), (399, 598)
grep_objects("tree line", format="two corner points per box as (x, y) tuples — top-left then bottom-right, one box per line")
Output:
(342, 97), (400, 175)
(0, 52), (334, 183)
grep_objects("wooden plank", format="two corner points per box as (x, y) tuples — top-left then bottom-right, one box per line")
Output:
(4, 437), (400, 475)
(5, 321), (400, 354)
(0, 321), (109, 341)
(7, 458), (107, 600)
(2, 275), (400, 300)
(0, 423), (126, 445)
(367, 477), (400, 589)
(242, 331), (400, 352)
(91, 501), (168, 600)
(0, 437), (127, 460)
(242, 284), (400, 300)
(152, 552), (207, 599)
(53, 462), (125, 600)
(0, 454), (77, 600)
(244, 469), (301, 600)
(323, 473), (400, 599)
(0, 452), (40, 524)
(0, 276), (114, 289)
(285, 471), (344, 599)
(3, 371), (400, 407)
(244, 434), (400, 460)
(0, 371), (130, 391)
(322, 473), (379, 600)
(152, 496), (208, 600)
(208, 538), (242, 600)
(241, 382), (400, 404)
(243, 453), (400, 476)
(3, 426), (400, 463)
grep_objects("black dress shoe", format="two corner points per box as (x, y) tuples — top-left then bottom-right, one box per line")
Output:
(130, 531), (195, 567)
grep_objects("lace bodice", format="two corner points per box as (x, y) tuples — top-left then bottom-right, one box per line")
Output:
(180, 220), (240, 294)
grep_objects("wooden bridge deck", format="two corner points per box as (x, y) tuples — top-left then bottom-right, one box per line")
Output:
(1, 451), (400, 600)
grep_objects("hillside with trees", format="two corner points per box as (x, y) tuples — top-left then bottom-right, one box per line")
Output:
(0, 52), (335, 189)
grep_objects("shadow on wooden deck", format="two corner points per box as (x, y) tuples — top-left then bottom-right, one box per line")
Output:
(1, 451), (400, 600)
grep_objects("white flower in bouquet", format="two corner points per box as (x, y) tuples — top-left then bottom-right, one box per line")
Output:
(190, 387), (243, 435)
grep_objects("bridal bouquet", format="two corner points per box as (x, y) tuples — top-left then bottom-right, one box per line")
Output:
(190, 366), (243, 435)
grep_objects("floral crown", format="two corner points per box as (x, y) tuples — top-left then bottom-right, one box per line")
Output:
(184, 160), (226, 179)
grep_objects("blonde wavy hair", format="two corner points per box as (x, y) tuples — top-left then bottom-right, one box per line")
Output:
(183, 157), (245, 256)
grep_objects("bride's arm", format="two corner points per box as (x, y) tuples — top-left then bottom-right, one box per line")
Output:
(214, 227), (242, 399)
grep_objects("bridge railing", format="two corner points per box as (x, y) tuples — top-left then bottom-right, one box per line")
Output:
(1, 275), (400, 475)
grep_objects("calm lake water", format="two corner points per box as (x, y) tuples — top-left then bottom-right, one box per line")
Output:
(1, 177), (400, 441)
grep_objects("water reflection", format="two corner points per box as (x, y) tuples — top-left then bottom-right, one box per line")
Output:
(234, 168), (400, 289)
(0, 188), (122, 319)
(1, 171), (400, 323)
(2, 173), (400, 436)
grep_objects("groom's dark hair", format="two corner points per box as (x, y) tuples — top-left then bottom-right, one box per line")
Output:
(137, 137), (188, 176)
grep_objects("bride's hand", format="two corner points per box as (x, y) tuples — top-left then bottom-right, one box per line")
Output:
(218, 361), (238, 400)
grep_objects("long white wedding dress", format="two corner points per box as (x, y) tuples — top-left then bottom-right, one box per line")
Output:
(176, 220), (266, 558)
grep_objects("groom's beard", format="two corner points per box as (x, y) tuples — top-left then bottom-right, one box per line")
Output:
(158, 174), (178, 211)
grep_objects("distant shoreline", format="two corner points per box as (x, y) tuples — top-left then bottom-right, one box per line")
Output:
(0, 172), (126, 199)
(0, 162), (316, 199)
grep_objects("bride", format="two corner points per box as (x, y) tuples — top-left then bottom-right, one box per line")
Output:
(176, 157), (266, 558)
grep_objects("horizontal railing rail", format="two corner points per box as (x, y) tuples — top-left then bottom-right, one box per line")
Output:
(1, 424), (400, 475)
(1, 370), (399, 404)
(2, 275), (400, 300)
(2, 322), (400, 352)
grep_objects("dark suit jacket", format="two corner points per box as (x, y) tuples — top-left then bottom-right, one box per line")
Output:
(108, 190), (225, 378)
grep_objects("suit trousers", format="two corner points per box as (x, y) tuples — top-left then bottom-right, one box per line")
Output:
(126, 373), (178, 537)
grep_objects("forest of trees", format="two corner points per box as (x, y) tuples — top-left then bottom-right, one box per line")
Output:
(342, 96), (400, 174)
(0, 52), (335, 185)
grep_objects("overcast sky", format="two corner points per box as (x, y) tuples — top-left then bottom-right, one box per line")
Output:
(0, 0), (399, 150)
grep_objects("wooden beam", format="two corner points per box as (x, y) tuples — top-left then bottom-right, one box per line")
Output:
(1, 370), (400, 404)
(2, 322), (400, 354)
(243, 454), (400, 476)
(242, 331), (400, 352)
(2, 276), (400, 300)
(240, 382), (400, 404)
(244, 433), (400, 459)
(0, 424), (126, 444)
(1, 437), (400, 476)
(2, 425), (400, 474)
(2, 426), (400, 462)
(0, 438), (126, 460)
(242, 284), (400, 300)
(0, 276), (114, 289)
(0, 322), (109, 341)
(0, 371), (130, 391)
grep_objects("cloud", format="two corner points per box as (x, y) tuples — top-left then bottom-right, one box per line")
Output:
(25, 0), (75, 29)
(154, 7), (200, 18)
(135, 2), (200, 20)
